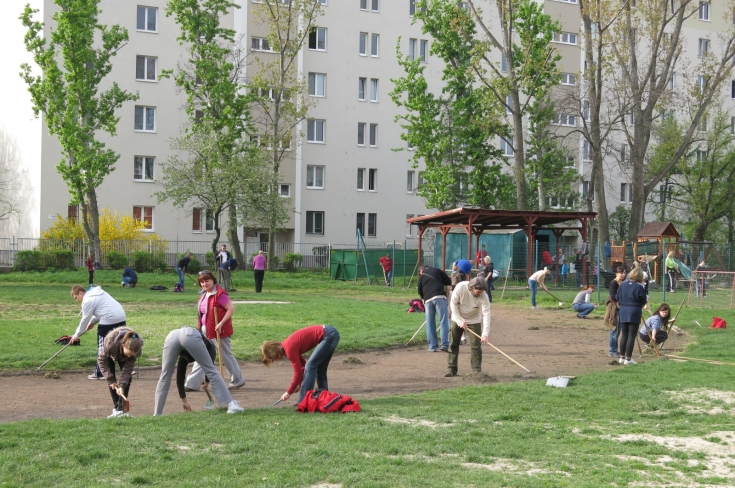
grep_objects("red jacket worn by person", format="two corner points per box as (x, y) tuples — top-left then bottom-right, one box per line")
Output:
(281, 325), (325, 395)
(197, 285), (233, 339)
(379, 256), (392, 272)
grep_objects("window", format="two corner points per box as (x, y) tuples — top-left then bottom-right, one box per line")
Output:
(420, 40), (428, 61)
(564, 156), (575, 168)
(696, 149), (706, 162)
(358, 77), (366, 100)
(732, 80), (735, 99)
(192, 208), (202, 232)
(134, 106), (155, 132)
(134, 156), (154, 181)
(308, 72), (326, 97)
(359, 32), (367, 55)
(68, 204), (78, 221)
(357, 168), (366, 190)
(409, 38), (417, 60)
(133, 206), (153, 229)
(407, 170), (415, 192)
(368, 213), (377, 237)
(699, 1), (710, 20)
(195, 110), (204, 123)
(309, 27), (327, 51)
(731, 116), (735, 134)
(368, 168), (377, 191)
(669, 72), (676, 90)
(699, 116), (707, 132)
(620, 143), (629, 161)
(360, 0), (367, 10)
(560, 73), (576, 85)
(501, 53), (507, 72)
(698, 38), (709, 57)
(583, 140), (592, 161)
(698, 75), (707, 93)
(370, 79), (378, 102)
(406, 214), (415, 237)
(583, 100), (590, 121)
(556, 0), (577, 3)
(371, 0), (379, 12)
(135, 56), (156, 81)
(620, 183), (633, 203)
(136, 6), (157, 32)
(307, 119), (325, 143)
(369, 123), (378, 146)
(552, 113), (576, 126)
(670, 0), (675, 14)
(553, 32), (577, 45)
(251, 37), (271, 52)
(306, 211), (324, 235)
(205, 209), (215, 232)
(458, 1), (470, 8)
(306, 165), (325, 189)
(582, 181), (594, 201)
(500, 136), (514, 156)
(410, 0), (415, 15)
(279, 184), (291, 197)
(357, 123), (365, 145)
(356, 213), (365, 237)
(662, 108), (675, 121)
(504, 95), (513, 114)
(371, 34), (379, 56)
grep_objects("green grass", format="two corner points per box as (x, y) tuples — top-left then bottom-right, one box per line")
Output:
(2, 270), (735, 487)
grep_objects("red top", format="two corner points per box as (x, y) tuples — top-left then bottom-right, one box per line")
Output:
(197, 285), (233, 339)
(379, 256), (392, 272)
(281, 325), (325, 394)
(86, 257), (94, 272)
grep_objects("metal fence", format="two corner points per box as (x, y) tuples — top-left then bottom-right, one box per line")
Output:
(0, 237), (431, 270)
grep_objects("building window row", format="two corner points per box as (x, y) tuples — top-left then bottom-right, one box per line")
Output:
(359, 32), (380, 57)
(408, 38), (428, 62)
(356, 168), (378, 191)
(357, 123), (378, 146)
(356, 212), (377, 237)
(359, 0), (380, 12)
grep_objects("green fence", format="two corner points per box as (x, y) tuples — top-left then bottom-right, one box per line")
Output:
(330, 248), (421, 285)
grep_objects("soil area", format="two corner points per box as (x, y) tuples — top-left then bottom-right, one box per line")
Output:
(0, 305), (686, 422)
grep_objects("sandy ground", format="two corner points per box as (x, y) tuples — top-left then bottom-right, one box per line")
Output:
(0, 305), (686, 422)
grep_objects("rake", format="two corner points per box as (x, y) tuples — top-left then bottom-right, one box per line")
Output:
(405, 321), (426, 345)
(464, 327), (536, 376)
(543, 289), (564, 307)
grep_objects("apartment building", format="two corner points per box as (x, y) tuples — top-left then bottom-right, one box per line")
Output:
(1, 0), (729, 245)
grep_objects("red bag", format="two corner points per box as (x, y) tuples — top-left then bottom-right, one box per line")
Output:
(710, 317), (727, 329)
(296, 389), (361, 414)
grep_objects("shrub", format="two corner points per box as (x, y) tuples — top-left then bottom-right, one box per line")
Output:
(131, 251), (166, 272)
(105, 251), (129, 269)
(187, 255), (202, 275)
(283, 253), (303, 272)
(44, 249), (75, 270)
(205, 252), (215, 268)
(14, 250), (42, 271)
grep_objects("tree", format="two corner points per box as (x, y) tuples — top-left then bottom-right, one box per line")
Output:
(165, 0), (252, 261)
(604, 0), (735, 239)
(463, 0), (561, 210)
(391, 1), (513, 211)
(20, 0), (138, 261)
(608, 205), (630, 242)
(248, 0), (322, 270)
(43, 208), (166, 244)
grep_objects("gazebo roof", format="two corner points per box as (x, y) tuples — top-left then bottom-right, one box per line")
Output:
(406, 208), (597, 229)
(637, 222), (680, 239)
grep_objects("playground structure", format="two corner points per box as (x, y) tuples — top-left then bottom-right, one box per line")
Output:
(609, 221), (681, 283)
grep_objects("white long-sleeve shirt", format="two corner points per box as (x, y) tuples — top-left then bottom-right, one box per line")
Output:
(73, 287), (127, 338)
(450, 281), (491, 337)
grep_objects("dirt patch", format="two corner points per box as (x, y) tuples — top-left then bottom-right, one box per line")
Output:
(0, 305), (687, 422)
(461, 372), (498, 384)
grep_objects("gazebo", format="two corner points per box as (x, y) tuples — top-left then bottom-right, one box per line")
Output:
(407, 208), (597, 277)
(635, 221), (680, 282)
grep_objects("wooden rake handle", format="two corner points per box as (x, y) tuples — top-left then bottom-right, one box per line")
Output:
(463, 327), (533, 374)
(214, 307), (224, 377)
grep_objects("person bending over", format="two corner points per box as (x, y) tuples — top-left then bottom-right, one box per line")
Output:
(640, 303), (674, 347)
(528, 267), (551, 309)
(572, 285), (596, 319)
(154, 326), (243, 415)
(121, 266), (138, 288)
(261, 325), (341, 403)
(98, 327), (143, 418)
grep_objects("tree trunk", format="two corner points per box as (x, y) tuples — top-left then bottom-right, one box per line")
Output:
(211, 208), (223, 255)
(537, 147), (546, 211)
(227, 204), (244, 263)
(512, 103), (527, 210)
(80, 188), (101, 264)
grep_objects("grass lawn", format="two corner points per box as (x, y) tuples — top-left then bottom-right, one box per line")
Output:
(1, 270), (735, 486)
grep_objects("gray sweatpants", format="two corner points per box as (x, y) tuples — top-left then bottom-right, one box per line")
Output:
(154, 327), (233, 415)
(184, 335), (244, 389)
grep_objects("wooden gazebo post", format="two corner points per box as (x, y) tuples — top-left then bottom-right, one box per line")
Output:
(523, 216), (538, 278)
(440, 226), (451, 271)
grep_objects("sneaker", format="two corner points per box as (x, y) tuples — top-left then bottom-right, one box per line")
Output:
(618, 358), (625, 364)
(88, 374), (104, 380)
(532, 306), (538, 310)
(227, 400), (244, 414)
(428, 348), (438, 352)
(443, 371), (457, 377)
(184, 387), (200, 392)
(121, 281), (125, 287)
(608, 352), (620, 358)
(460, 338), (467, 345)
(107, 409), (125, 418)
(228, 380), (246, 390)
(624, 359), (638, 365)
(440, 347), (449, 353)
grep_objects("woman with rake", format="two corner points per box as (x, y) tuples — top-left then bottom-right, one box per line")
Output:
(639, 303), (675, 348)
(154, 326), (243, 415)
(528, 267), (551, 310)
(617, 268), (651, 365)
(98, 327), (143, 418)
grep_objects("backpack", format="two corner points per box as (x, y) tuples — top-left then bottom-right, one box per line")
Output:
(173, 283), (183, 292)
(710, 317), (727, 329)
(407, 299), (425, 313)
(296, 389), (361, 414)
(150, 285), (168, 291)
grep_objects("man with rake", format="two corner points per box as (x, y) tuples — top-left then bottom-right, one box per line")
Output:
(445, 277), (491, 377)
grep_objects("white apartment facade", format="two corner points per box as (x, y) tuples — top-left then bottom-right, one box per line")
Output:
(1, 0), (729, 246)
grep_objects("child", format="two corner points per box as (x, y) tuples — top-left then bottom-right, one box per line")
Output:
(98, 327), (143, 418)
(261, 325), (340, 403)
(560, 261), (569, 286)
(639, 303), (675, 346)
(86, 253), (95, 287)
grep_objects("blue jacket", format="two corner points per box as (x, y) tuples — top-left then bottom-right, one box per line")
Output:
(617, 279), (647, 324)
(122, 267), (138, 283)
(219, 258), (238, 270)
(640, 314), (664, 335)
